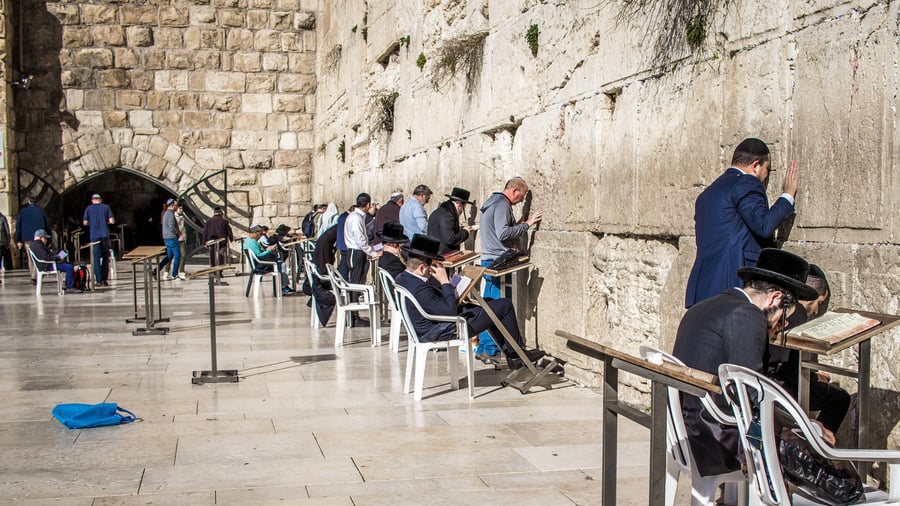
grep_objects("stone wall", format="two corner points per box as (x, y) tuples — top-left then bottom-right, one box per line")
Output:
(314, 0), (900, 444)
(10, 0), (317, 224)
(0, 0), (13, 215)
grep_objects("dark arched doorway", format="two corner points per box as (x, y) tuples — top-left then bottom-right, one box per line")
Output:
(51, 168), (179, 252)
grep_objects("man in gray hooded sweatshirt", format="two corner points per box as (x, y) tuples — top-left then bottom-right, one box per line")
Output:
(477, 177), (542, 359)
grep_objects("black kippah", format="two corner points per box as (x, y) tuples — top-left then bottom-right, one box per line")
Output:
(735, 138), (769, 156)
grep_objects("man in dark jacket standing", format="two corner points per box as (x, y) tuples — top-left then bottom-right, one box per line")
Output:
(427, 187), (474, 255)
(202, 207), (234, 282)
(373, 192), (403, 245)
(685, 138), (798, 308)
(15, 194), (51, 281)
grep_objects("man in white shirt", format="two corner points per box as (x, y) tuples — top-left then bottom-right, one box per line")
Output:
(343, 192), (379, 327)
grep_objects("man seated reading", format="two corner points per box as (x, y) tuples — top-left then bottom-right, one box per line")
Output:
(244, 223), (293, 295)
(395, 234), (543, 369)
(30, 229), (81, 294)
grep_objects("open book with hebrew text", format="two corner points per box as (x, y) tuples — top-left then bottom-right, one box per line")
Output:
(787, 311), (881, 345)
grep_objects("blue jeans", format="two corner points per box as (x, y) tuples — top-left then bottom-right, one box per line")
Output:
(476, 259), (509, 356)
(159, 238), (181, 276)
(92, 237), (111, 283)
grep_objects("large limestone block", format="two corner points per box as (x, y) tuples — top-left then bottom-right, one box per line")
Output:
(632, 64), (723, 235)
(791, 6), (893, 233)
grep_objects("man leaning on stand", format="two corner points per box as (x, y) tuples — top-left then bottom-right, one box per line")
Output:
(477, 177), (542, 359)
(427, 187), (474, 255)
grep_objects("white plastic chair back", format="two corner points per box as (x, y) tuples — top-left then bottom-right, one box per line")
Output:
(719, 364), (900, 506)
(245, 248), (281, 298)
(325, 264), (380, 346)
(28, 247), (63, 296)
(394, 284), (474, 401)
(303, 256), (330, 328)
(377, 267), (407, 353)
(639, 345), (746, 506)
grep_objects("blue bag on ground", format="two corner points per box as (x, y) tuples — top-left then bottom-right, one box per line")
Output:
(52, 403), (137, 429)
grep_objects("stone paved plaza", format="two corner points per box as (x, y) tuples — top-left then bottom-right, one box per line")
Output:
(0, 268), (672, 505)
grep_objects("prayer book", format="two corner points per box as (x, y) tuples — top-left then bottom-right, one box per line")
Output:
(451, 273), (474, 301)
(787, 311), (881, 345)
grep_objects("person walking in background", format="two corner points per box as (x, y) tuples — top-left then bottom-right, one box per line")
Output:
(174, 201), (187, 276)
(399, 185), (432, 239)
(157, 198), (183, 281)
(15, 194), (51, 281)
(82, 193), (115, 286)
(685, 137), (799, 308)
(0, 209), (11, 277)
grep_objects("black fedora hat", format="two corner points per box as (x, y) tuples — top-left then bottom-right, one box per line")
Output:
(402, 234), (445, 261)
(738, 248), (819, 300)
(445, 187), (475, 205)
(378, 222), (409, 244)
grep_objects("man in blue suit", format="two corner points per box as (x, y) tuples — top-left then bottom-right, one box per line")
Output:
(685, 138), (799, 307)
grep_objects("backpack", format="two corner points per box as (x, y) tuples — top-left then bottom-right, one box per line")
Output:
(52, 402), (137, 429)
(301, 212), (316, 238)
(73, 265), (88, 291)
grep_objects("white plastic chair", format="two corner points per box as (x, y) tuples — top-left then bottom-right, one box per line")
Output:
(394, 284), (475, 401)
(303, 256), (331, 328)
(377, 267), (408, 353)
(28, 247), (63, 296)
(325, 264), (380, 347)
(639, 346), (748, 506)
(244, 248), (282, 298)
(719, 364), (900, 505)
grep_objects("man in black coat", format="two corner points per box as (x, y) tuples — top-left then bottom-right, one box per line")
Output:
(377, 222), (408, 279)
(395, 234), (543, 370)
(426, 187), (474, 255)
(308, 223), (338, 325)
(672, 248), (820, 477)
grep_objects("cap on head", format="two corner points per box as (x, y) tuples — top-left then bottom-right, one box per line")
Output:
(249, 223), (263, 233)
(34, 229), (48, 240)
(166, 198), (176, 206)
(213, 207), (223, 216)
(91, 193), (101, 200)
(737, 248), (819, 300)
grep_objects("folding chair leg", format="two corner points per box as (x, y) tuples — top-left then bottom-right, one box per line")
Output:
(414, 347), (429, 401)
(404, 343), (415, 394)
(449, 345), (460, 391)
(334, 309), (347, 346)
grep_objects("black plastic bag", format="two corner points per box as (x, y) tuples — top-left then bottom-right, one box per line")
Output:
(778, 428), (864, 505)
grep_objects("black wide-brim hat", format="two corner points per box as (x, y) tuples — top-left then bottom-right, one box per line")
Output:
(378, 222), (409, 244)
(402, 234), (445, 261)
(445, 187), (475, 205)
(737, 248), (819, 300)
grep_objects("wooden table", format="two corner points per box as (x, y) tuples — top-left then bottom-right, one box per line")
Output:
(775, 307), (900, 476)
(123, 246), (168, 335)
(557, 330), (721, 506)
(189, 265), (239, 384)
(441, 250), (481, 270)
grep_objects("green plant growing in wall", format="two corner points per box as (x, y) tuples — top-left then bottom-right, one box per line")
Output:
(416, 53), (426, 70)
(337, 138), (346, 163)
(525, 24), (539, 57)
(400, 35), (411, 49)
(609, 0), (731, 65)
(351, 25), (358, 34)
(361, 10), (368, 42)
(431, 31), (488, 93)
(369, 90), (399, 132)
(685, 16), (707, 49)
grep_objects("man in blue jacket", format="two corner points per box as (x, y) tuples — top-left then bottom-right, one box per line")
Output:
(685, 138), (799, 308)
(14, 194), (51, 281)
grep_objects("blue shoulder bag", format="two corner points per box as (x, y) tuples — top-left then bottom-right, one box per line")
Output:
(52, 403), (137, 429)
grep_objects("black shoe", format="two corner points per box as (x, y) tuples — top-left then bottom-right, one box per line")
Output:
(282, 288), (294, 296)
(306, 298), (313, 308)
(350, 317), (370, 328)
(507, 357), (525, 370)
(524, 348), (545, 362)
